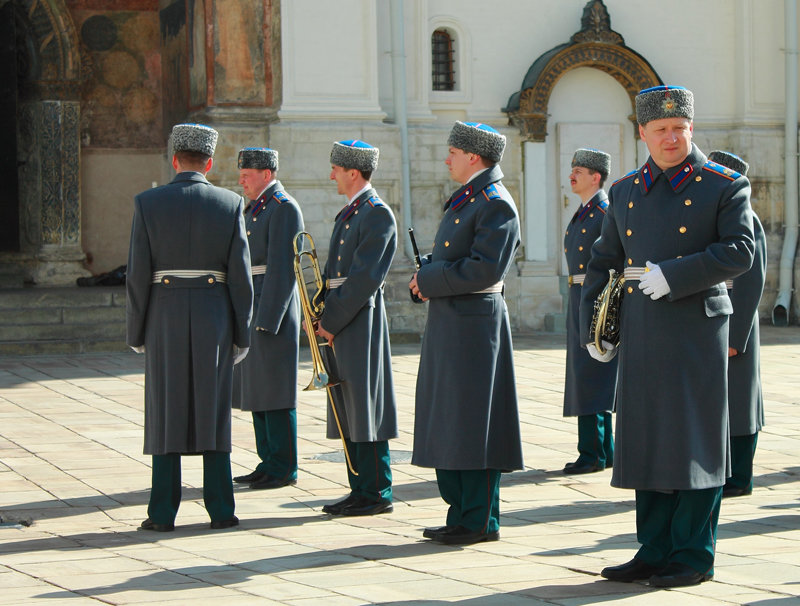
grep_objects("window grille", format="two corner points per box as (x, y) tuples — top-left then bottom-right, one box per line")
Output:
(431, 29), (455, 91)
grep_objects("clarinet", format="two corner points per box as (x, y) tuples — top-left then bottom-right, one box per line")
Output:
(408, 228), (424, 303)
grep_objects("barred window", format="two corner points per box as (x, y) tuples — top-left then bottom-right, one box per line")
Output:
(431, 29), (455, 91)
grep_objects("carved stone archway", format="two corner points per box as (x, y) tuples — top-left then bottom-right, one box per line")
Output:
(503, 0), (661, 142)
(2, 0), (87, 286)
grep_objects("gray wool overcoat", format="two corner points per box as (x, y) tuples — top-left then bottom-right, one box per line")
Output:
(412, 165), (524, 472)
(234, 182), (304, 412)
(563, 190), (618, 417)
(579, 145), (754, 491)
(127, 171), (254, 455)
(728, 213), (766, 436)
(320, 188), (398, 443)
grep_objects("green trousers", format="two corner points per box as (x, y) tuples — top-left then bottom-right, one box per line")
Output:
(435, 469), (501, 533)
(635, 486), (722, 575)
(576, 412), (614, 467)
(252, 408), (298, 481)
(344, 438), (392, 502)
(148, 452), (234, 524)
(726, 433), (758, 492)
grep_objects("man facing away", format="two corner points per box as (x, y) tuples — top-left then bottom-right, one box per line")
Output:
(232, 147), (304, 491)
(579, 86), (754, 587)
(315, 139), (398, 517)
(562, 148), (616, 475)
(410, 121), (524, 545)
(127, 123), (254, 531)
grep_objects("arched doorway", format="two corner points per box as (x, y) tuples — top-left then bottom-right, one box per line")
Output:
(503, 0), (661, 272)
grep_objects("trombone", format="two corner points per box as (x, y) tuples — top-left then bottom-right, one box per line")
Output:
(292, 231), (357, 475)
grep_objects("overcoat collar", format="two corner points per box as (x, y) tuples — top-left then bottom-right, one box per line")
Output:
(444, 164), (504, 212)
(572, 189), (608, 223)
(171, 171), (210, 185)
(336, 187), (377, 221)
(638, 143), (706, 195)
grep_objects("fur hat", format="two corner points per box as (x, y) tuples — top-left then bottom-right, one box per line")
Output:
(238, 147), (278, 171)
(447, 121), (506, 163)
(635, 85), (694, 126)
(571, 148), (611, 178)
(708, 150), (749, 176)
(330, 140), (379, 172)
(170, 123), (218, 156)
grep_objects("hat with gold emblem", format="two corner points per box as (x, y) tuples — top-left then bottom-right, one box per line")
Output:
(708, 150), (749, 176)
(330, 139), (379, 172)
(447, 121), (506, 163)
(170, 123), (218, 157)
(572, 148), (611, 179)
(635, 85), (694, 126)
(238, 147), (278, 171)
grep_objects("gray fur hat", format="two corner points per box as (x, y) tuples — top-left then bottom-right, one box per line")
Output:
(447, 121), (506, 163)
(170, 123), (218, 156)
(238, 147), (278, 171)
(708, 150), (749, 176)
(572, 148), (611, 178)
(330, 140), (379, 172)
(635, 85), (694, 126)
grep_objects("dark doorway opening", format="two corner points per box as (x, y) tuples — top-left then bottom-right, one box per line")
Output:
(0, 1), (20, 252)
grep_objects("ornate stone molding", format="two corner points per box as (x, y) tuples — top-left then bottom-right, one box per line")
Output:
(504, 0), (661, 142)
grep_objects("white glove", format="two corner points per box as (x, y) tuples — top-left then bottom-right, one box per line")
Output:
(130, 345), (145, 354)
(233, 345), (250, 365)
(638, 261), (670, 300)
(587, 341), (618, 362)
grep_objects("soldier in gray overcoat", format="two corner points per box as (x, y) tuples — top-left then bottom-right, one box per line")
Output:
(579, 87), (754, 587)
(562, 148), (616, 475)
(232, 147), (304, 491)
(708, 151), (766, 499)
(127, 123), (254, 531)
(410, 121), (523, 546)
(315, 139), (398, 517)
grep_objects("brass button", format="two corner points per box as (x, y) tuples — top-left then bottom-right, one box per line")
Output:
(679, 226), (687, 234)
(579, 264), (584, 269)
(445, 241), (450, 247)
(469, 197), (475, 203)
(455, 218), (460, 224)
(626, 229), (632, 236)
(345, 224), (350, 229)
(627, 286), (634, 294)
(164, 278), (170, 285)
(627, 258), (633, 265)
(340, 239), (344, 244)
(246, 231), (251, 236)
(578, 246), (584, 251)
(337, 272), (341, 277)
(677, 255), (683, 259)
(208, 278), (214, 284)
(684, 166), (690, 172)
(634, 178), (640, 184)
(564, 247), (567, 253)
(253, 217), (257, 222)
(337, 255), (341, 261)
(695, 176), (702, 182)
(685, 199), (692, 206)
(628, 201), (634, 208)
(589, 213), (594, 218)
(581, 228), (586, 233)
(566, 230), (569, 235)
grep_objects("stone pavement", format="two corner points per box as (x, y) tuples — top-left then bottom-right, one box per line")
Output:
(0, 327), (798, 606)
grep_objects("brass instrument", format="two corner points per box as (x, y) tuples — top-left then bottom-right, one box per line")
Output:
(589, 269), (626, 354)
(292, 231), (357, 475)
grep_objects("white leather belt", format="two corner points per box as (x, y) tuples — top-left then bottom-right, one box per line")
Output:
(152, 270), (226, 284)
(472, 281), (504, 294)
(327, 277), (347, 289)
(568, 274), (585, 286)
(251, 265), (266, 276)
(623, 266), (647, 281)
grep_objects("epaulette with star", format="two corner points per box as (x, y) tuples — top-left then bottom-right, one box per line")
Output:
(366, 195), (384, 207)
(703, 160), (741, 181)
(272, 190), (289, 204)
(482, 183), (502, 201)
(612, 169), (637, 187)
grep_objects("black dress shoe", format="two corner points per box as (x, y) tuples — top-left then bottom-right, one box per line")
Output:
(423, 525), (454, 540)
(649, 562), (712, 587)
(340, 496), (393, 517)
(322, 493), (358, 515)
(563, 461), (603, 475)
(601, 558), (662, 582)
(210, 516), (239, 529)
(436, 525), (499, 545)
(722, 485), (752, 498)
(234, 470), (265, 484)
(249, 475), (298, 490)
(139, 518), (175, 532)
